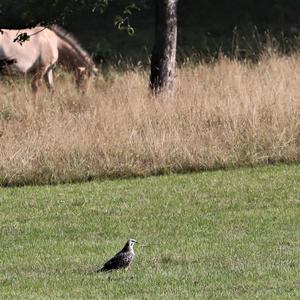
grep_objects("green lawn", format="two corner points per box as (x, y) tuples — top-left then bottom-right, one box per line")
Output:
(0, 165), (299, 299)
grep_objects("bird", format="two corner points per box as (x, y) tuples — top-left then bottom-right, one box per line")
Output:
(97, 239), (138, 272)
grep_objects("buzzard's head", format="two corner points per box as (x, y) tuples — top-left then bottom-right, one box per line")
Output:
(128, 239), (138, 247)
(122, 239), (138, 252)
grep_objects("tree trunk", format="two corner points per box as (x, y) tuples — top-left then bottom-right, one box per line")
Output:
(150, 0), (178, 94)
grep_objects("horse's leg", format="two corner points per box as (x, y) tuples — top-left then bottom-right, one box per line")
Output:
(31, 65), (54, 94)
(75, 67), (89, 93)
(31, 69), (44, 94)
(31, 74), (39, 94)
(43, 67), (54, 92)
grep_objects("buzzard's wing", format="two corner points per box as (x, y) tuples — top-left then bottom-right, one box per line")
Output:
(98, 251), (133, 272)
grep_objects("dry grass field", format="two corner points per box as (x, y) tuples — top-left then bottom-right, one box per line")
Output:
(0, 54), (300, 186)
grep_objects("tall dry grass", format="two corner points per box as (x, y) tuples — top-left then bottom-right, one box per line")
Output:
(0, 54), (300, 186)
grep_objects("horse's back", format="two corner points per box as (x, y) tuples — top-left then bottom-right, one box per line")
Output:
(0, 27), (59, 73)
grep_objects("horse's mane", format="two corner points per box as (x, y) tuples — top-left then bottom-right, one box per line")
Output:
(50, 25), (94, 68)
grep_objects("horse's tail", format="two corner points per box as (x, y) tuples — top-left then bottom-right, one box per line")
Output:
(0, 57), (17, 70)
(0, 57), (17, 65)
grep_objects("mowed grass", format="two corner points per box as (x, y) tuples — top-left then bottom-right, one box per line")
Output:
(0, 164), (299, 299)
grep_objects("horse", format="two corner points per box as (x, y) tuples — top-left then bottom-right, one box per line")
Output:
(0, 25), (98, 93)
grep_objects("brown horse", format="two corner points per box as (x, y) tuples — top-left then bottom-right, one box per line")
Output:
(0, 25), (97, 92)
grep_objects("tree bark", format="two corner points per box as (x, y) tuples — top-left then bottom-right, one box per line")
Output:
(150, 0), (178, 94)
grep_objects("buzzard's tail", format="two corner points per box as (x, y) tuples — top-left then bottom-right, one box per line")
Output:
(96, 266), (107, 272)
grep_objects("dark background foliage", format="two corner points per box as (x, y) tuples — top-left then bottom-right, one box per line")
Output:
(1, 0), (300, 63)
